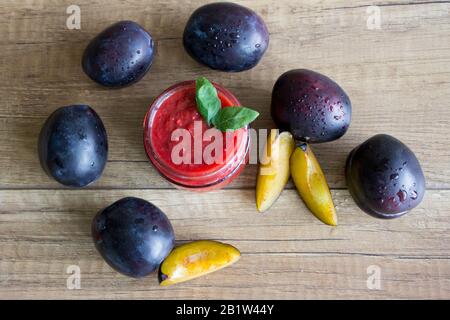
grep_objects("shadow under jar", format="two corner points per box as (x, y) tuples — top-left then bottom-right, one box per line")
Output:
(143, 81), (250, 191)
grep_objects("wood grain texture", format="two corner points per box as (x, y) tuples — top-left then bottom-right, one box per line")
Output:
(0, 189), (449, 299)
(0, 0), (449, 299)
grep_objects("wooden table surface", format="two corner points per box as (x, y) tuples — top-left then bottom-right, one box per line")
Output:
(1, 0), (449, 300)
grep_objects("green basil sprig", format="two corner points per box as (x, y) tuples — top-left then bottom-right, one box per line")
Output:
(195, 77), (259, 131)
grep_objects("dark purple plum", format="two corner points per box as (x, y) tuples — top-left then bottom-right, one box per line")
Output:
(183, 2), (269, 72)
(82, 21), (155, 88)
(38, 105), (108, 187)
(92, 197), (175, 278)
(346, 134), (426, 219)
(271, 69), (352, 143)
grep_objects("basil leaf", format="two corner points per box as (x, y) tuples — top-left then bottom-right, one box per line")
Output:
(213, 107), (260, 132)
(195, 77), (221, 126)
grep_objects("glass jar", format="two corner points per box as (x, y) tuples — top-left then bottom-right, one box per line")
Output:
(143, 81), (250, 191)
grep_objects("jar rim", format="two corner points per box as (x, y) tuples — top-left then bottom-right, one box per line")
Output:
(143, 80), (250, 188)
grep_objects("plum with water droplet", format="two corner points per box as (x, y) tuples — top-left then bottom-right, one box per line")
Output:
(345, 134), (425, 219)
(92, 197), (175, 278)
(271, 69), (352, 143)
(38, 105), (108, 187)
(82, 21), (155, 88)
(183, 2), (269, 72)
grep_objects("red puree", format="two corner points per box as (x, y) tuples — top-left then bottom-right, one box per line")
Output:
(150, 86), (245, 175)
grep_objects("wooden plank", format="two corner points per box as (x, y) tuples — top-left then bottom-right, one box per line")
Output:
(0, 189), (449, 257)
(0, 0), (449, 300)
(0, 1), (449, 189)
(1, 256), (448, 299)
(0, 189), (449, 299)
